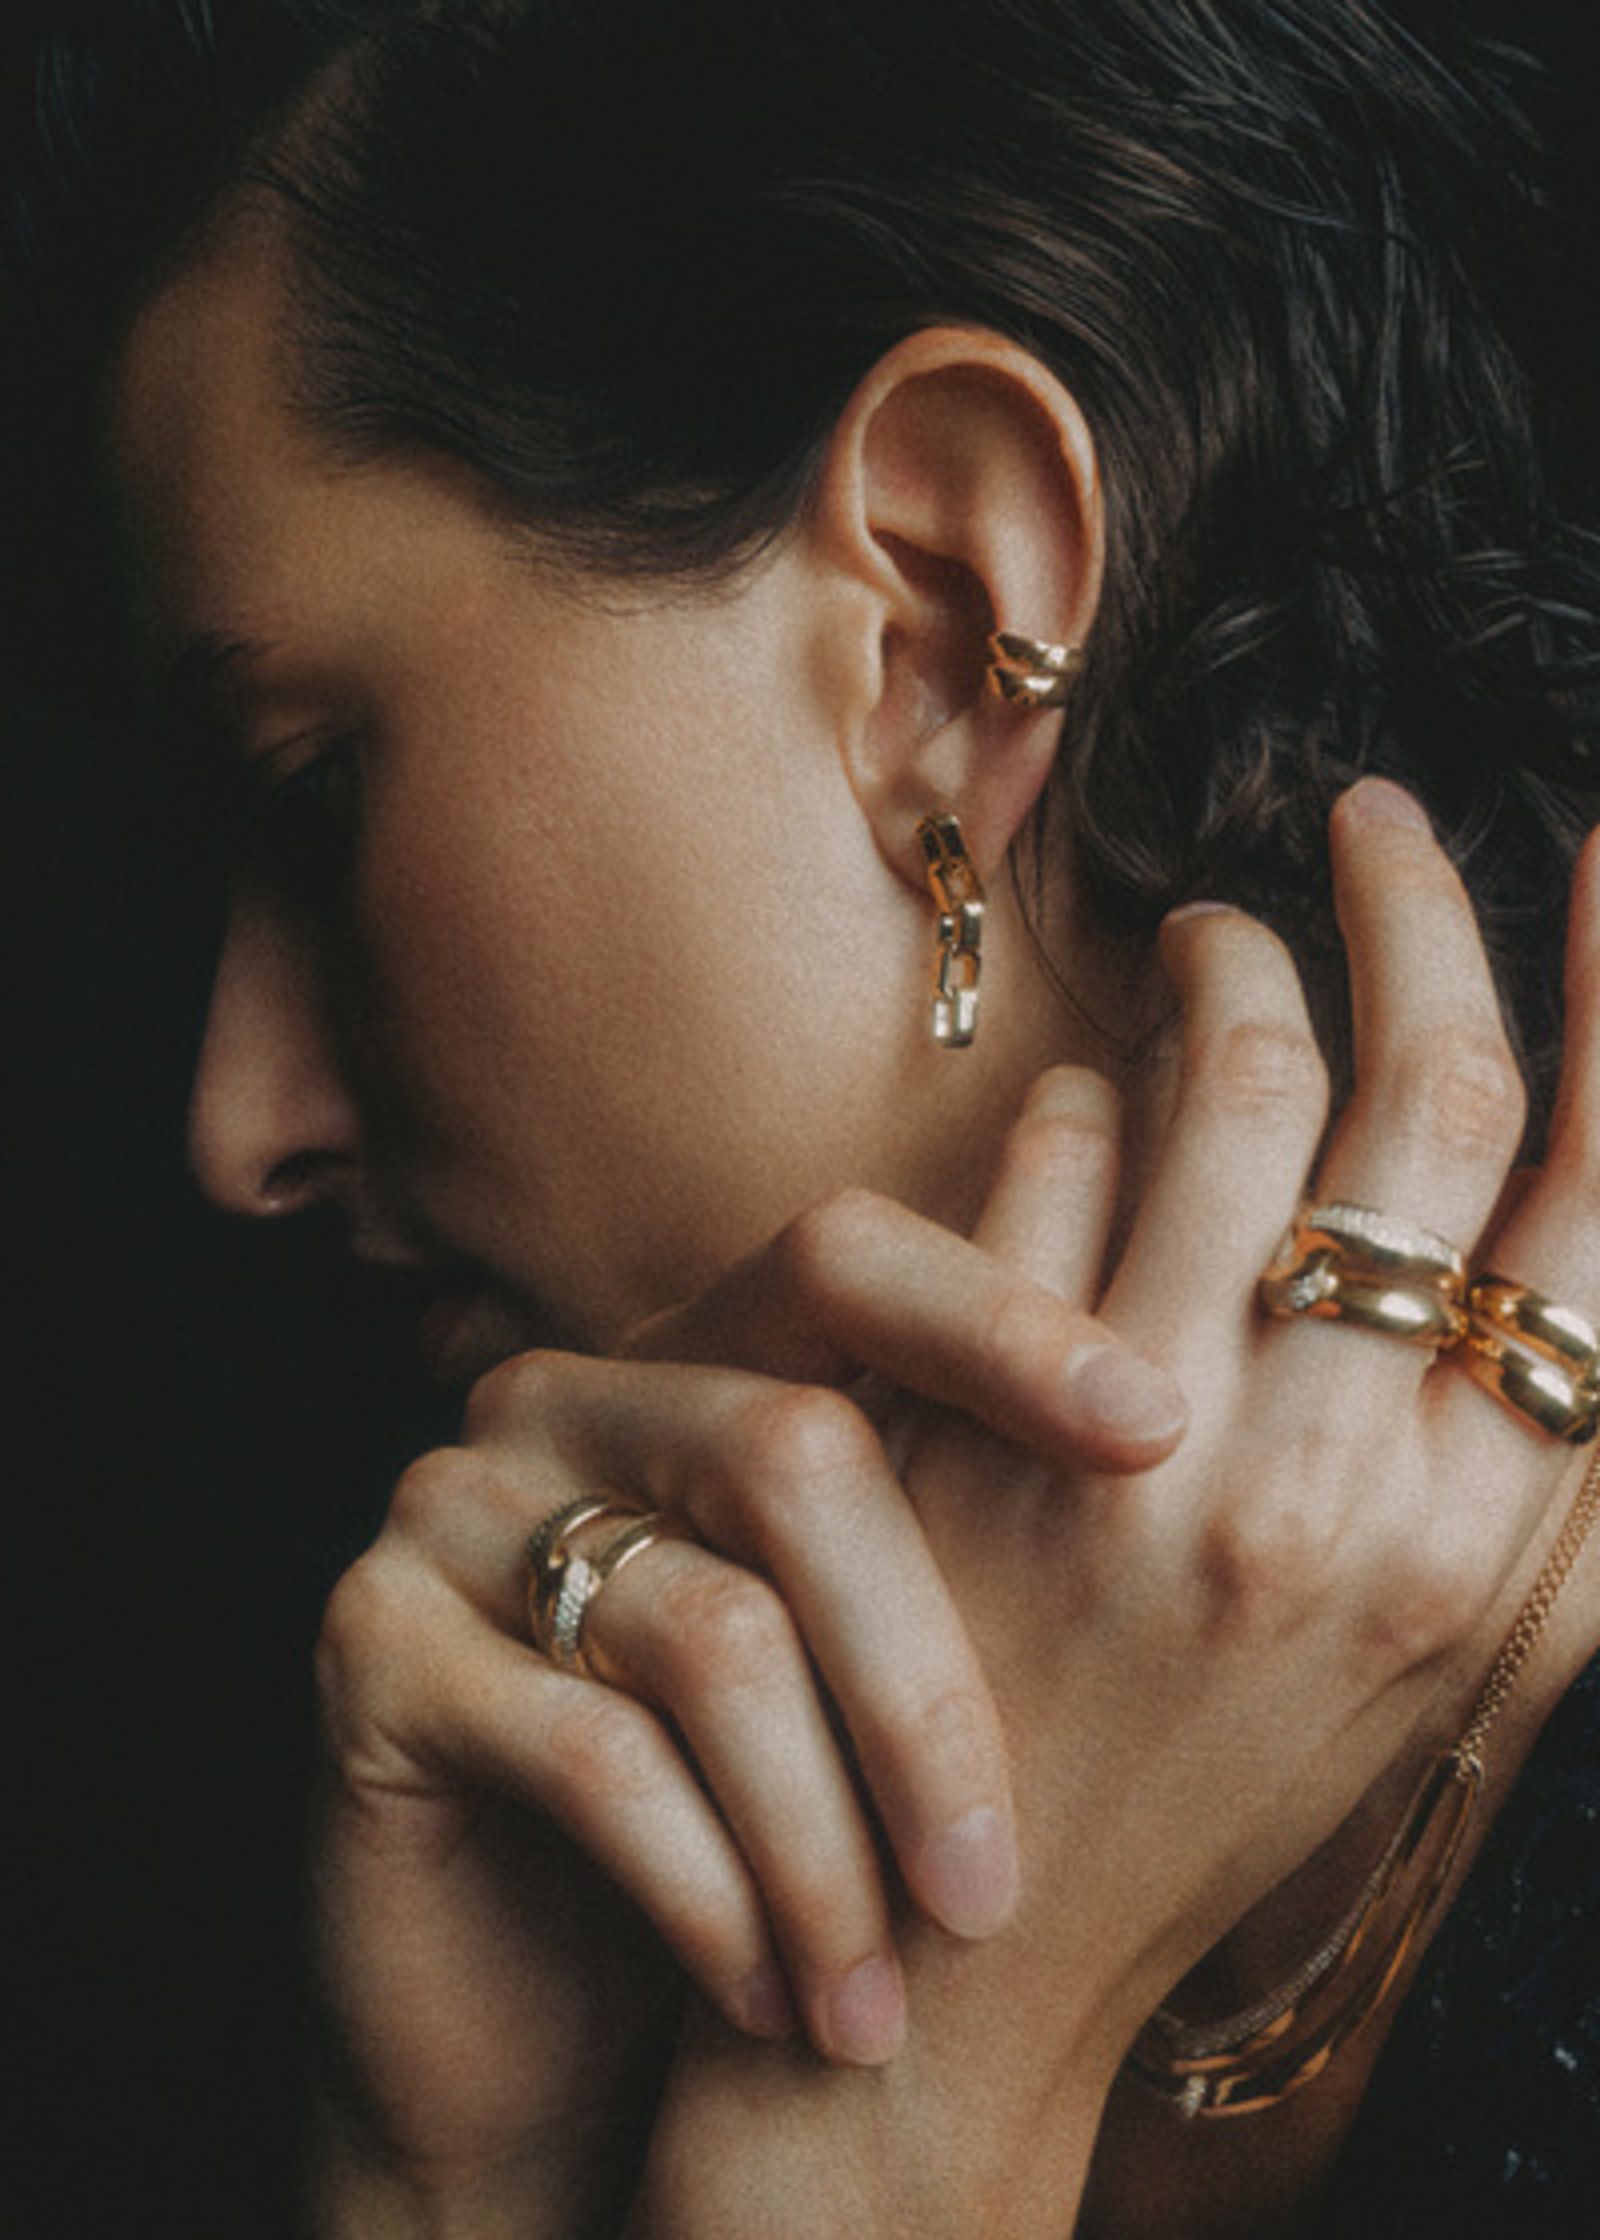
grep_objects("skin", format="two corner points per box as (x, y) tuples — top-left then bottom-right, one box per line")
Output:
(108, 219), (1600, 2236)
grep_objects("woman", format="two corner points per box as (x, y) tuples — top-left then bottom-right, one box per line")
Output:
(7, 0), (1598, 2230)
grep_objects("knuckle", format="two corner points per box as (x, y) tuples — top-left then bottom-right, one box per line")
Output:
(1387, 1024), (1525, 1161)
(544, 1689), (666, 1806)
(1187, 1017), (1329, 1128)
(734, 1380), (877, 1493)
(386, 1445), (484, 1539)
(895, 1684), (997, 1786)
(658, 1566), (799, 1695)
(462, 1347), (562, 1438)
(977, 1274), (1061, 1385)
(779, 1186), (882, 1304)
(1197, 1497), (1336, 1638)
(316, 1550), (409, 1701)
(999, 1084), (1119, 1190)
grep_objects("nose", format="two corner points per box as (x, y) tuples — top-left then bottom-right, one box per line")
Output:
(188, 891), (365, 1218)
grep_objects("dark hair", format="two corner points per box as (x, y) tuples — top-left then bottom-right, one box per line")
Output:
(7, 0), (1599, 1110)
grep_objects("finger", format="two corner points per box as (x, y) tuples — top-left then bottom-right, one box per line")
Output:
(395, 1394), (966, 2040)
(318, 1551), (809, 2053)
(969, 1064), (1121, 1300)
(1493, 824), (1600, 1290)
(1314, 779), (1526, 1248)
(1103, 901), (1329, 1371)
(1434, 823), (1600, 1477)
(581, 1532), (910, 2065)
(621, 1191), (1186, 1470)
(560, 1364), (1020, 1944)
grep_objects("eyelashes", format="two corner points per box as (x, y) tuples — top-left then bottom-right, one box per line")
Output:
(241, 730), (364, 898)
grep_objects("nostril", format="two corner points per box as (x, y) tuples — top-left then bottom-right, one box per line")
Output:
(260, 1147), (357, 1214)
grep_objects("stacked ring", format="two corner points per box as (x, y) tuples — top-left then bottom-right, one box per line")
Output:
(526, 1496), (689, 1676)
(1259, 1201), (1467, 1349)
(1461, 1275), (1600, 1444)
(1295, 1203), (1465, 1288)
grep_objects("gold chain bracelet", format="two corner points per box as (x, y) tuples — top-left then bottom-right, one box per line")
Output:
(1128, 1444), (1600, 2119)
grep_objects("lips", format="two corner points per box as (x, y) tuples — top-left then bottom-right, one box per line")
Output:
(417, 1277), (543, 1386)
(348, 1198), (549, 1386)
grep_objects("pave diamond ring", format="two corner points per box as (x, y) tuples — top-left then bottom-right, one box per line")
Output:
(1260, 1202), (1469, 1349)
(526, 1499), (690, 1676)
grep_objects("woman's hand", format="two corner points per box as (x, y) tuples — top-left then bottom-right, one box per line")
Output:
(625, 785), (1600, 2234)
(306, 1117), (1183, 2226)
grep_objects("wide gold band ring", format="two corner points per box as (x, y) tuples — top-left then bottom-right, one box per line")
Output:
(1295, 1202), (1466, 1290)
(1259, 1201), (1468, 1349)
(526, 1498), (689, 1675)
(1260, 1250), (1467, 1347)
(1460, 1274), (1600, 1444)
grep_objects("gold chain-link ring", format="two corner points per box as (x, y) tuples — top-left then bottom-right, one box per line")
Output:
(1467, 1274), (1600, 1375)
(1459, 1325), (1600, 1444)
(1259, 1246), (1467, 1348)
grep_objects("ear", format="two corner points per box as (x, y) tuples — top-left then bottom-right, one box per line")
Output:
(803, 326), (1103, 887)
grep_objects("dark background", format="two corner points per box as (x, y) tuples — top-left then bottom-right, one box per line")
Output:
(3, 5), (1596, 2235)
(4, 698), (451, 2234)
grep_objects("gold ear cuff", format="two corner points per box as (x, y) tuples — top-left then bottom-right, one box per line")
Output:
(984, 630), (1083, 709)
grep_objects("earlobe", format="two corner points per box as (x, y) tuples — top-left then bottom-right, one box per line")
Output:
(806, 326), (1104, 887)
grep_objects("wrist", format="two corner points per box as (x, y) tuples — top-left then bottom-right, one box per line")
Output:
(627, 1944), (1128, 2240)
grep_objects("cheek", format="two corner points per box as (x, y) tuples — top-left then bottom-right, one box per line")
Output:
(353, 767), (629, 1141)
(334, 667), (921, 1330)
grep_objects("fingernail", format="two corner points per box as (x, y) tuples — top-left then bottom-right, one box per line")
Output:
(920, 1805), (1020, 1939)
(733, 1961), (799, 2039)
(1063, 1344), (1187, 1446)
(1344, 777), (1430, 832)
(824, 1955), (906, 2066)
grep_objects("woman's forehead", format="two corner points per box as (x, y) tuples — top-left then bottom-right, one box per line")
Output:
(102, 233), (582, 706)
(107, 235), (310, 632)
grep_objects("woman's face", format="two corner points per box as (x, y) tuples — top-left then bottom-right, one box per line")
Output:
(108, 231), (1057, 1371)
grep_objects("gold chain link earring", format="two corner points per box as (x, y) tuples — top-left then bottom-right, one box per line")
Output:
(985, 630), (1083, 708)
(916, 813), (986, 1049)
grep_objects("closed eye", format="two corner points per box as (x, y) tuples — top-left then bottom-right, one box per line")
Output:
(239, 728), (365, 899)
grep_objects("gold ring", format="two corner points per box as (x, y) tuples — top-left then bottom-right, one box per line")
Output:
(526, 1501), (689, 1674)
(1460, 1274), (1600, 1443)
(1260, 1250), (1467, 1347)
(526, 1495), (637, 1660)
(1467, 1274), (1600, 1373)
(1295, 1203), (1466, 1290)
